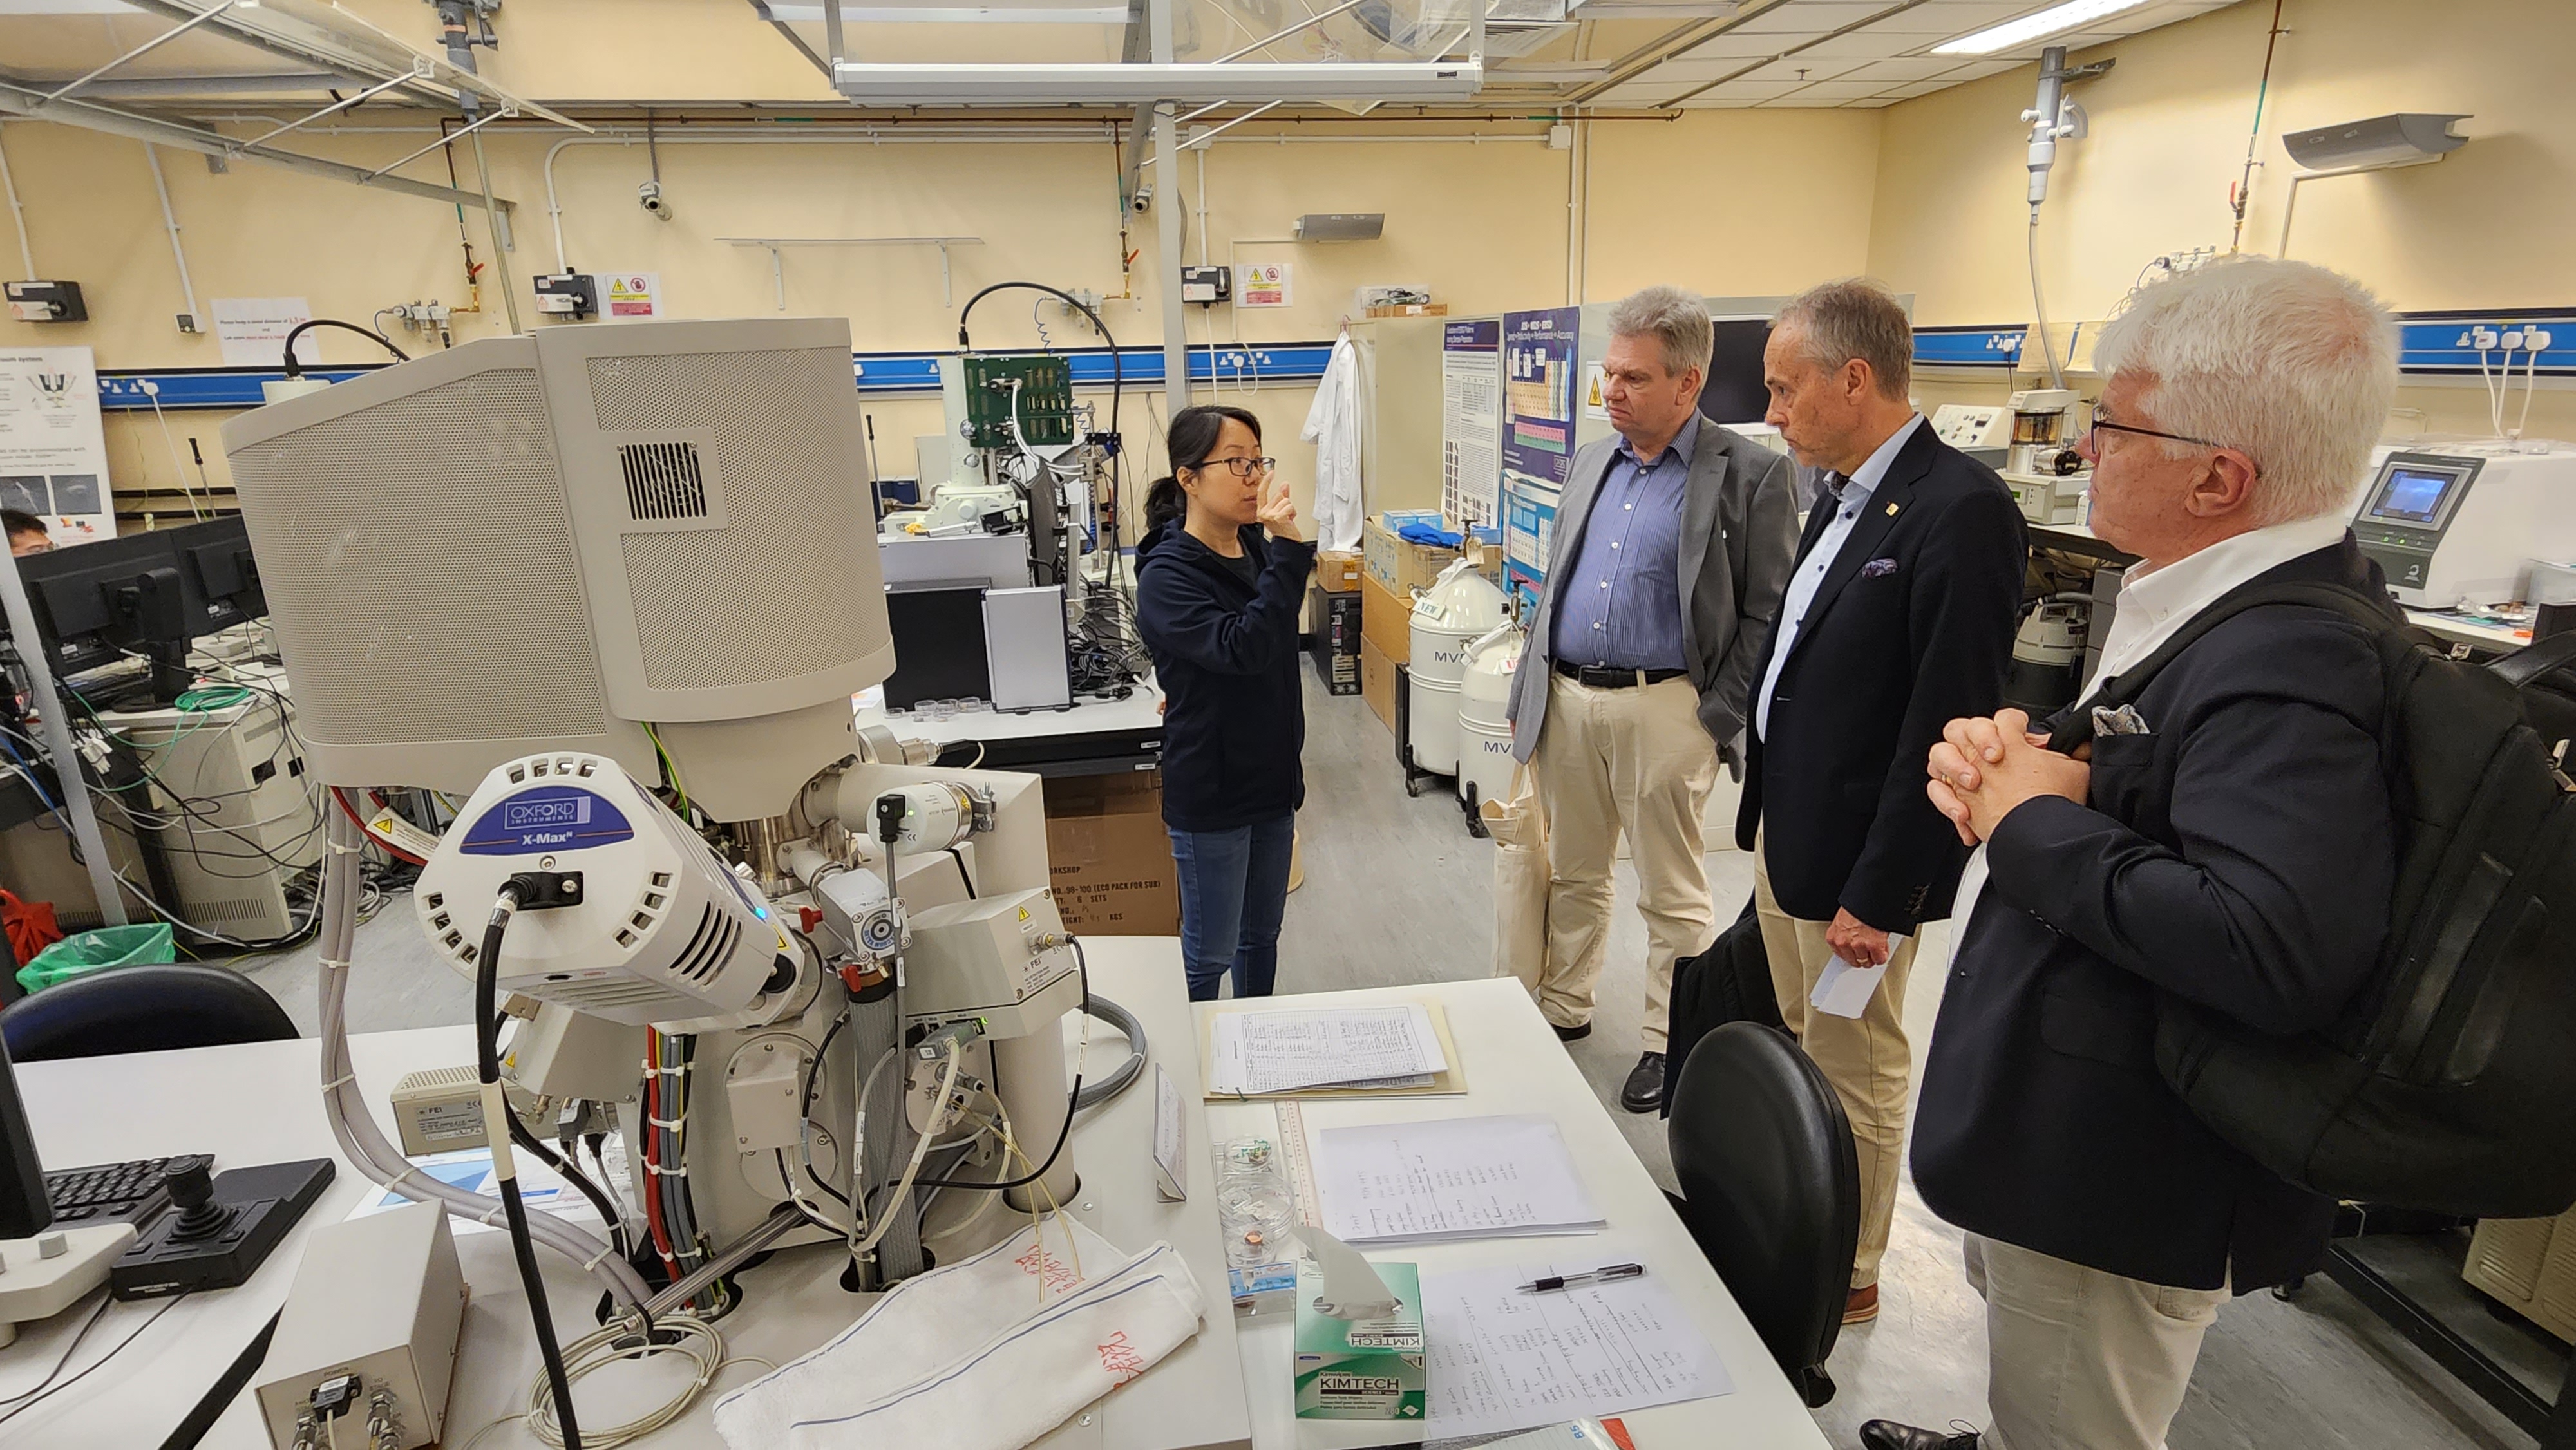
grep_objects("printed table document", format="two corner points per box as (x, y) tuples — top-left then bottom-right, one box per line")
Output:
(1208, 1003), (1448, 1096)
(1315, 1114), (1603, 1245)
(1419, 1253), (1732, 1438)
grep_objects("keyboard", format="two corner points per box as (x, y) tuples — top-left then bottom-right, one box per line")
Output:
(44, 1154), (214, 1227)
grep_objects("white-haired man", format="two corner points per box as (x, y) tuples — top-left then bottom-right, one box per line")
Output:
(1866, 257), (2405, 1450)
(1506, 285), (1799, 1111)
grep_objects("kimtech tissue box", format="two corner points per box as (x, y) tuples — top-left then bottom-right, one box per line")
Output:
(1293, 1258), (1426, 1421)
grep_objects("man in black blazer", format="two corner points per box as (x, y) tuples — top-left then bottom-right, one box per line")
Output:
(1737, 280), (2025, 1324)
(1867, 257), (2403, 1450)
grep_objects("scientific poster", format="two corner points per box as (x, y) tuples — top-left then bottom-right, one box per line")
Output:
(1440, 319), (1501, 528)
(1500, 307), (1578, 489)
(0, 346), (115, 543)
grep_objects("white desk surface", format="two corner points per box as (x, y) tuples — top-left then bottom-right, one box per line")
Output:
(858, 680), (1166, 748)
(1206, 978), (1832, 1450)
(10, 941), (1250, 1450)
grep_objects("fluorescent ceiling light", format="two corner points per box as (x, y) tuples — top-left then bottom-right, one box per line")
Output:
(1930, 0), (2156, 56)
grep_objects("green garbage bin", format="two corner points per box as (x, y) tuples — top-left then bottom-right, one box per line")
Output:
(15, 923), (177, 994)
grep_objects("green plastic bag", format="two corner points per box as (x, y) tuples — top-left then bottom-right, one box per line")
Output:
(15, 923), (176, 993)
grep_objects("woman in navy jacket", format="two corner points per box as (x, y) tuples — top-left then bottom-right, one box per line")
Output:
(1134, 405), (1312, 1000)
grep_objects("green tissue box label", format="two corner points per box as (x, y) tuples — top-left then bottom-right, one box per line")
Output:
(1294, 1259), (1426, 1420)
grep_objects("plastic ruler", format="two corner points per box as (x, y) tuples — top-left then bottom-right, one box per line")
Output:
(1273, 1100), (1321, 1228)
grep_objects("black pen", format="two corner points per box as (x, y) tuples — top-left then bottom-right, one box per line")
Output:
(1518, 1263), (1645, 1294)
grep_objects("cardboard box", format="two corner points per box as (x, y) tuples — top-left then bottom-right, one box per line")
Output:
(1294, 1259), (1425, 1421)
(1361, 637), (1398, 732)
(1314, 551), (1363, 592)
(1360, 575), (1412, 666)
(1363, 514), (1466, 598)
(1041, 773), (1179, 935)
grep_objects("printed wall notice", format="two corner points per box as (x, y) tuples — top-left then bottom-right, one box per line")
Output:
(0, 347), (115, 543)
(210, 296), (316, 368)
(1440, 319), (1501, 528)
(1238, 262), (1293, 308)
(600, 272), (662, 319)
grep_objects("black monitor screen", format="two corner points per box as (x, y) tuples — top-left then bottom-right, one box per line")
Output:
(1698, 318), (1774, 426)
(16, 531), (200, 677)
(2367, 466), (2465, 527)
(169, 515), (265, 630)
(882, 586), (992, 711)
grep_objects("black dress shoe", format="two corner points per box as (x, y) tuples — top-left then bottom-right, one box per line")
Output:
(1859, 1420), (1980, 1450)
(1551, 1020), (1593, 1042)
(1618, 1051), (1666, 1113)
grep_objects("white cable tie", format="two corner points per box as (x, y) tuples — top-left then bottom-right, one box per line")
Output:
(645, 1162), (687, 1177)
(646, 1115), (685, 1130)
(322, 1072), (356, 1091)
(473, 1202), (506, 1226)
(582, 1244), (616, 1272)
(386, 1165), (433, 1193)
(327, 840), (365, 856)
(319, 956), (353, 974)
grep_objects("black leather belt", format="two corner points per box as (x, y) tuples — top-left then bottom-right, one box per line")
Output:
(1555, 661), (1689, 688)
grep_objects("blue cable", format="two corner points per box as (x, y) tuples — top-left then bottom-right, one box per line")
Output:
(0, 729), (60, 814)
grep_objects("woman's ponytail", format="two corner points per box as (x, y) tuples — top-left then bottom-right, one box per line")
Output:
(1145, 476), (1186, 532)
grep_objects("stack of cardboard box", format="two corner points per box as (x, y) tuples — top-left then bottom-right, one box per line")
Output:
(1358, 514), (1500, 731)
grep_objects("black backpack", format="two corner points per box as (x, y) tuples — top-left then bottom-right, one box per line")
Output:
(2052, 581), (2576, 1220)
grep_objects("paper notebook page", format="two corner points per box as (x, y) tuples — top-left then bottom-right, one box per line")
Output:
(1419, 1252), (1732, 1438)
(1316, 1114), (1602, 1244)
(1220, 1004), (1448, 1095)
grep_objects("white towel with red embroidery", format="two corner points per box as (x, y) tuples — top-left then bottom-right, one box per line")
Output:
(712, 1216), (1205, 1450)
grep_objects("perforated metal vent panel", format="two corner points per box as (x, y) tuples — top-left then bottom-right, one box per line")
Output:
(226, 370), (611, 749)
(587, 350), (879, 693)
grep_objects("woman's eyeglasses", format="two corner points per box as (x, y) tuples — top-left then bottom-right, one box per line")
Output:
(1198, 457), (1277, 479)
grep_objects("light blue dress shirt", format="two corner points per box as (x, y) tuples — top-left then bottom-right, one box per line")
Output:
(1754, 413), (1925, 740)
(1549, 415), (1698, 671)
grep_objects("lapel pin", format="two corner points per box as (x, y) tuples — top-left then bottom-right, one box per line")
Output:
(1884, 502), (1900, 516)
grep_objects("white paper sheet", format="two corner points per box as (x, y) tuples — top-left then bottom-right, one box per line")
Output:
(346, 1146), (607, 1236)
(1208, 1003), (1447, 1096)
(1810, 937), (1908, 1019)
(1315, 1114), (1602, 1246)
(1419, 1252), (1732, 1438)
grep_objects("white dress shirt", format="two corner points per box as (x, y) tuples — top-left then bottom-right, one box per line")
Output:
(1943, 509), (2356, 965)
(1755, 413), (1926, 740)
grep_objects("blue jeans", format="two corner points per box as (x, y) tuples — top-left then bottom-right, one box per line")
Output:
(1168, 813), (1295, 1001)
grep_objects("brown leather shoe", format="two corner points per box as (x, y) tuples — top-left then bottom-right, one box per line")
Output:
(1842, 1284), (1880, 1324)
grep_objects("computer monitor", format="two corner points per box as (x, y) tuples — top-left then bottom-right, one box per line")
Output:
(14, 530), (206, 704)
(169, 515), (265, 630)
(0, 1038), (48, 1239)
(1698, 316), (1774, 426)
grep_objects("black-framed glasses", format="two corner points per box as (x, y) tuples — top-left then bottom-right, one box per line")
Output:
(1198, 457), (1277, 479)
(2084, 404), (2236, 458)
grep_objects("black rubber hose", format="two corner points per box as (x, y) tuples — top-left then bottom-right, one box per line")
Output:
(478, 894), (583, 1450)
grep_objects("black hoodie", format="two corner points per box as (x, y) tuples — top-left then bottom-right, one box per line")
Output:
(1133, 520), (1316, 833)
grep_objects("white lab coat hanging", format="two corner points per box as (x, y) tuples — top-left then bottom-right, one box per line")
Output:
(1302, 332), (1364, 552)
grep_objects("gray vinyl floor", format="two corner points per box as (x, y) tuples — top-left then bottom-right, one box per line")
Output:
(237, 668), (2561, 1450)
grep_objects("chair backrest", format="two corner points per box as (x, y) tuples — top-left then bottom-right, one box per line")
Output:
(1667, 1021), (1860, 1381)
(0, 965), (298, 1062)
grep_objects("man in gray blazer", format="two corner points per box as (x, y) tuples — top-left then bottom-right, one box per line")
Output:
(1504, 285), (1801, 1111)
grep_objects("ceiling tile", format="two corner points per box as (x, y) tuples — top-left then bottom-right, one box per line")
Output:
(1879, 77), (1957, 96)
(1679, 30), (1819, 58)
(1792, 30), (1936, 58)
(1844, 95), (1900, 106)
(1860, 0), (2043, 34)
(1641, 55), (1765, 80)
(1836, 54), (1975, 80)
(1738, 55), (1867, 83)
(1736, 1), (1886, 33)
(1769, 78), (1895, 99)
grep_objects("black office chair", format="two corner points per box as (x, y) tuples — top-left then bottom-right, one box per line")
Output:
(1, 963), (298, 1062)
(1666, 1021), (1860, 1408)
